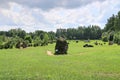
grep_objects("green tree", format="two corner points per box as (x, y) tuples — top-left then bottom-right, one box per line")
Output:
(104, 14), (115, 31)
(102, 32), (108, 42)
(114, 31), (120, 45)
(48, 31), (56, 43)
(17, 28), (26, 39)
(42, 33), (49, 46)
(24, 35), (32, 43)
(114, 11), (120, 31)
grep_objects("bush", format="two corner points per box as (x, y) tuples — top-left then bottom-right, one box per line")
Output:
(33, 40), (41, 47)
(28, 43), (32, 47)
(15, 41), (21, 49)
(102, 32), (108, 42)
(33, 37), (41, 47)
(22, 41), (27, 48)
(4, 41), (14, 49)
(114, 32), (120, 45)
(33, 43), (39, 47)
(24, 35), (32, 43)
(109, 35), (114, 41)
(76, 40), (79, 43)
(0, 45), (4, 49)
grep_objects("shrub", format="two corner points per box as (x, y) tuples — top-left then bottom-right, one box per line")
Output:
(33, 43), (39, 47)
(15, 41), (21, 49)
(4, 41), (14, 49)
(114, 31), (120, 45)
(24, 35), (32, 43)
(102, 32), (108, 42)
(22, 41), (27, 48)
(0, 45), (4, 49)
(76, 40), (79, 43)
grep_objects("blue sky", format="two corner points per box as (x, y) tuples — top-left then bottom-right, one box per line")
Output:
(0, 0), (120, 32)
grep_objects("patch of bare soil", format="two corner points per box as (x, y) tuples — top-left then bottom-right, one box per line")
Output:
(47, 51), (54, 56)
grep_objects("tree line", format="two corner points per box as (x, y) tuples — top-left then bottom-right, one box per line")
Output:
(56, 25), (102, 40)
(0, 25), (103, 49)
(102, 11), (120, 45)
(0, 28), (56, 49)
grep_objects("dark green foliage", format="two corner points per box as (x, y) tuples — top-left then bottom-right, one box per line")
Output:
(103, 11), (120, 44)
(0, 29), (56, 49)
(0, 45), (3, 49)
(15, 41), (21, 49)
(33, 36), (41, 47)
(48, 31), (56, 43)
(114, 11), (120, 31)
(104, 11), (120, 32)
(3, 41), (14, 49)
(15, 40), (28, 49)
(7, 28), (26, 39)
(22, 41), (27, 48)
(55, 37), (68, 55)
(102, 36), (108, 42)
(94, 41), (98, 45)
(24, 35), (32, 43)
(76, 40), (79, 43)
(41, 42), (48, 46)
(109, 35), (114, 41)
(41, 33), (49, 46)
(33, 43), (39, 47)
(56, 25), (102, 40)
(114, 32), (120, 45)
(104, 14), (115, 31)
(102, 32), (108, 42)
(28, 43), (32, 47)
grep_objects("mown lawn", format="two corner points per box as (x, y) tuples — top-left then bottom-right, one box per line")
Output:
(0, 40), (120, 80)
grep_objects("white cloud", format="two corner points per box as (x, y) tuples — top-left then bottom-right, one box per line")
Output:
(0, 0), (120, 32)
(0, 0), (105, 10)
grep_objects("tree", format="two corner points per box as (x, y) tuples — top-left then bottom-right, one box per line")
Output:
(41, 33), (49, 46)
(114, 11), (120, 31)
(102, 32), (108, 42)
(24, 35), (32, 43)
(114, 31), (120, 45)
(56, 29), (67, 38)
(17, 28), (26, 39)
(104, 14), (115, 31)
(4, 40), (14, 49)
(15, 41), (21, 49)
(33, 36), (41, 47)
(48, 31), (56, 43)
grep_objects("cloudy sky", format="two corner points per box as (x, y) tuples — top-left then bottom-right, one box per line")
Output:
(0, 0), (120, 32)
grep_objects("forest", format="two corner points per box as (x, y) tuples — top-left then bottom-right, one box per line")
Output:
(0, 11), (120, 49)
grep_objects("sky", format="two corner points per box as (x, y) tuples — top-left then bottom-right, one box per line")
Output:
(0, 0), (120, 32)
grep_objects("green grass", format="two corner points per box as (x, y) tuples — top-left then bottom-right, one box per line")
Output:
(0, 40), (120, 80)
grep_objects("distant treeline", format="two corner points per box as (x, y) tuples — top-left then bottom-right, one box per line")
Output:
(0, 29), (56, 49)
(0, 25), (103, 49)
(56, 25), (102, 40)
(0, 25), (103, 41)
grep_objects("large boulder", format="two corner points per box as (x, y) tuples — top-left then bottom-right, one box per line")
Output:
(55, 37), (68, 55)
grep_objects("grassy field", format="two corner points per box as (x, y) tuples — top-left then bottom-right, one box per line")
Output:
(0, 40), (120, 80)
